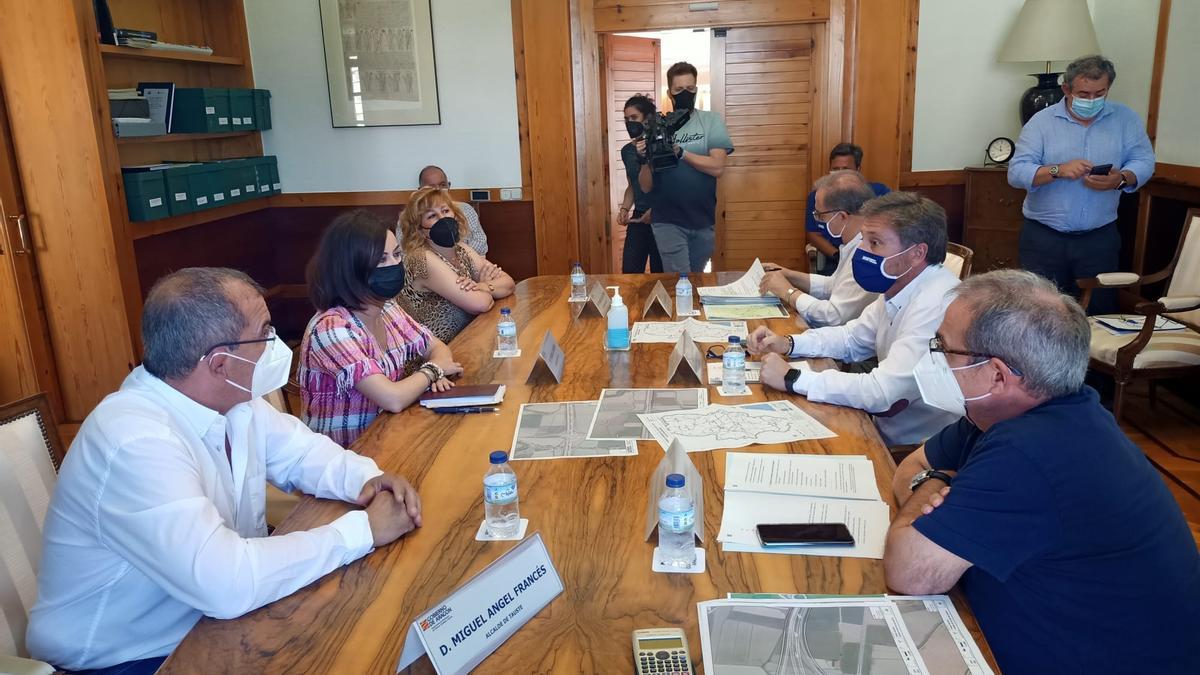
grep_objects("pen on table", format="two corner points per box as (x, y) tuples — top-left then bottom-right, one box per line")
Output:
(432, 407), (499, 414)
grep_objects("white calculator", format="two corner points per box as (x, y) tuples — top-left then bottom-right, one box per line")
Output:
(632, 627), (693, 674)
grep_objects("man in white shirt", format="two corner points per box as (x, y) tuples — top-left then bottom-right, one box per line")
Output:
(418, 164), (489, 255)
(748, 192), (962, 446)
(27, 268), (421, 674)
(759, 170), (878, 327)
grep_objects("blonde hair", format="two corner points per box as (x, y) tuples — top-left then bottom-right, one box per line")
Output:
(397, 186), (468, 257)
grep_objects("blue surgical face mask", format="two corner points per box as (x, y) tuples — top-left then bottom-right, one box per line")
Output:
(1070, 95), (1105, 119)
(851, 244), (915, 293)
(816, 211), (846, 241)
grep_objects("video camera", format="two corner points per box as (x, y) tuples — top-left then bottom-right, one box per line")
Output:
(643, 108), (692, 172)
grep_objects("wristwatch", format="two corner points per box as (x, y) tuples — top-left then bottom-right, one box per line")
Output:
(1115, 174), (1129, 190)
(910, 469), (953, 492)
(783, 367), (802, 392)
(1048, 164), (1060, 178)
(785, 287), (798, 299)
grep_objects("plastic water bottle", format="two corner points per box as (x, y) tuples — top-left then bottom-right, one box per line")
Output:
(658, 474), (696, 569)
(676, 273), (693, 316)
(570, 261), (587, 301)
(723, 336), (746, 390)
(484, 451), (520, 537)
(606, 286), (630, 350)
(497, 308), (518, 354)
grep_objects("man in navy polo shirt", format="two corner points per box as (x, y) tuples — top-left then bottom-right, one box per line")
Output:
(884, 269), (1200, 674)
(806, 143), (890, 275)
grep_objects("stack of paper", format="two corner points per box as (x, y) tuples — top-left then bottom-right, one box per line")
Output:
(696, 259), (780, 305)
(717, 453), (890, 558)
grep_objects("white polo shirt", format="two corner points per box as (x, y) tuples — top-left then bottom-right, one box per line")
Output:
(27, 367), (381, 670)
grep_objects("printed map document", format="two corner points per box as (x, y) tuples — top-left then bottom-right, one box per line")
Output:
(717, 491), (890, 558)
(699, 596), (994, 675)
(697, 258), (768, 298)
(725, 452), (882, 501)
(630, 318), (749, 344)
(509, 401), (637, 460)
(585, 388), (708, 440)
(638, 402), (836, 453)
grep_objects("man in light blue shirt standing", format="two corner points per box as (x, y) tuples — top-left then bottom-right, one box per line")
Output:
(1007, 55), (1154, 315)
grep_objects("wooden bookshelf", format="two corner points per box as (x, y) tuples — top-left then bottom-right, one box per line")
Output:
(99, 44), (244, 66)
(130, 197), (273, 240)
(116, 131), (257, 145)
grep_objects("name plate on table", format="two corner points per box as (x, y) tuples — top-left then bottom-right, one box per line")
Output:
(666, 330), (704, 384)
(643, 439), (706, 542)
(641, 280), (674, 319)
(526, 330), (565, 384)
(397, 533), (564, 674)
(571, 281), (611, 319)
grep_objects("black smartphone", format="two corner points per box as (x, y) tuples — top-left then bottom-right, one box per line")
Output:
(756, 523), (855, 547)
(1089, 163), (1113, 176)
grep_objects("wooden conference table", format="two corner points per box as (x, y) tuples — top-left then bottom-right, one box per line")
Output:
(162, 273), (993, 674)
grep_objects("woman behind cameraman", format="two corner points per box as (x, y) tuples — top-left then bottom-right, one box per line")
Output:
(618, 94), (662, 273)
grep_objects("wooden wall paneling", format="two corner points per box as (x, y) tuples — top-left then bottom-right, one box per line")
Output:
(571, 0), (611, 276)
(593, 0), (830, 32)
(603, 34), (660, 272)
(0, 0), (138, 422)
(1145, 0), (1173, 145)
(710, 29), (728, 272)
(838, 0), (857, 141)
(510, 0), (534, 190)
(522, 0), (582, 275)
(850, 0), (912, 188)
(715, 25), (817, 273)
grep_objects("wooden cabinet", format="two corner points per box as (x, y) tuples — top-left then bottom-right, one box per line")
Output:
(963, 166), (1025, 272)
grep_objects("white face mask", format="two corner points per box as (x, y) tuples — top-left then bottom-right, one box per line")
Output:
(913, 349), (990, 417)
(213, 332), (292, 399)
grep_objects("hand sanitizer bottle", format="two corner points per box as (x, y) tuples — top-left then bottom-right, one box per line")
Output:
(606, 286), (630, 350)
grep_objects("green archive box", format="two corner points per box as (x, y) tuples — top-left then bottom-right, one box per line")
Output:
(267, 155), (281, 194)
(162, 163), (205, 216)
(252, 89), (272, 130)
(173, 88), (231, 133)
(189, 163), (228, 209)
(224, 159), (259, 203)
(250, 157), (273, 196)
(122, 169), (170, 222)
(228, 90), (255, 131)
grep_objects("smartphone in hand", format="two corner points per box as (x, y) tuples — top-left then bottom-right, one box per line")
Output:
(1089, 163), (1114, 176)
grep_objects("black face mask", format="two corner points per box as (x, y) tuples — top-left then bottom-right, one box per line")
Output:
(428, 217), (460, 248)
(625, 120), (645, 138)
(671, 89), (696, 112)
(368, 263), (406, 299)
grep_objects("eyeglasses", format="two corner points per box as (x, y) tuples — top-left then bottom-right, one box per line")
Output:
(928, 336), (1023, 375)
(705, 345), (726, 360)
(812, 209), (840, 221)
(200, 327), (277, 361)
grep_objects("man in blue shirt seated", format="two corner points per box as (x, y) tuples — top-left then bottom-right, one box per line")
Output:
(806, 143), (890, 275)
(1007, 55), (1155, 314)
(885, 269), (1200, 674)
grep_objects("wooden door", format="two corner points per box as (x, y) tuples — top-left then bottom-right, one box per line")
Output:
(601, 35), (660, 273)
(712, 25), (820, 273)
(0, 85), (64, 418)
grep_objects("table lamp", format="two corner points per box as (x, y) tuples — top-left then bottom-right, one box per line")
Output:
(998, 0), (1100, 124)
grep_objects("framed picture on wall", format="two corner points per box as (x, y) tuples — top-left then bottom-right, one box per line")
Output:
(318, 0), (441, 127)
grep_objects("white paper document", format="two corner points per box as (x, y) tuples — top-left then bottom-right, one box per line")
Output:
(706, 361), (761, 384)
(1093, 314), (1187, 334)
(703, 303), (788, 320)
(638, 401), (836, 453)
(697, 258), (768, 298)
(586, 388), (708, 440)
(717, 491), (890, 558)
(509, 401), (637, 460)
(630, 318), (749, 344)
(725, 452), (882, 502)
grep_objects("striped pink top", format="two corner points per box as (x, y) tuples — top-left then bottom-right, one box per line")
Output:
(298, 301), (433, 446)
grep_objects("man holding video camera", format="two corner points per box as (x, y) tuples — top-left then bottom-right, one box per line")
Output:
(1007, 54), (1154, 315)
(636, 61), (734, 274)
